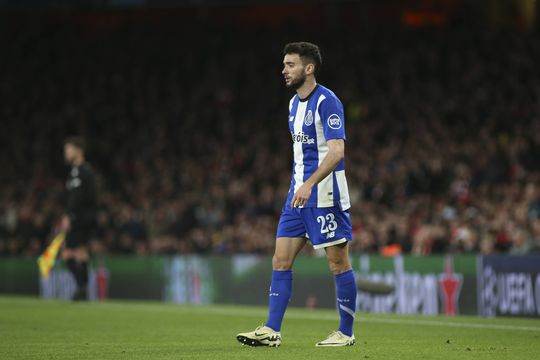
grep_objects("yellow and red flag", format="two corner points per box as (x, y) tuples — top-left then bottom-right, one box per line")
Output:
(37, 232), (65, 278)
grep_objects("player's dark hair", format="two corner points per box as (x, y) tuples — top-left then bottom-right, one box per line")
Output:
(64, 136), (86, 152)
(283, 42), (322, 74)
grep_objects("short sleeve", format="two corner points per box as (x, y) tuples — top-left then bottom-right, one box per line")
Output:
(319, 95), (346, 141)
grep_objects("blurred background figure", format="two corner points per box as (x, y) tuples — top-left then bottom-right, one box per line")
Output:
(62, 137), (97, 300)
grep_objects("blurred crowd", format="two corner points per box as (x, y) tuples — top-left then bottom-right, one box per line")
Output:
(1, 16), (539, 257)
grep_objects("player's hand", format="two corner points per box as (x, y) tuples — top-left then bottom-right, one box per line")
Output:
(61, 215), (71, 232)
(291, 183), (313, 208)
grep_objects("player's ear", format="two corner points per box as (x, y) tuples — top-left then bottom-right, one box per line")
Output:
(305, 63), (315, 76)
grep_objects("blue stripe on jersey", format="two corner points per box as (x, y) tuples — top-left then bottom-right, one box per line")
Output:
(302, 110), (319, 206)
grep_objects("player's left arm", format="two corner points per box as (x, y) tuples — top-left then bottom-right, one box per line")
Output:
(291, 139), (344, 208)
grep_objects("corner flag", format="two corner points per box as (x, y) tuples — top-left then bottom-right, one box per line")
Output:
(37, 232), (65, 278)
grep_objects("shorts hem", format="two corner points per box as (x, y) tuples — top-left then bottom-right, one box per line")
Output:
(312, 237), (348, 249)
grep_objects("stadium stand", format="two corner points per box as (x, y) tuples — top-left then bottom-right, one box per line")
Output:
(1, 13), (539, 256)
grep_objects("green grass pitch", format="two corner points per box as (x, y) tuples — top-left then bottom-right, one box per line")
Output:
(1, 296), (539, 360)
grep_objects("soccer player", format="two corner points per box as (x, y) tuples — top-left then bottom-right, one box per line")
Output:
(61, 137), (97, 301)
(236, 42), (357, 347)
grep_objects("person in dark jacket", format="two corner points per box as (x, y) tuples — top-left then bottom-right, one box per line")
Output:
(62, 137), (97, 301)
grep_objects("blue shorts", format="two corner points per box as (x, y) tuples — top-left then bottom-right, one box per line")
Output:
(276, 205), (352, 249)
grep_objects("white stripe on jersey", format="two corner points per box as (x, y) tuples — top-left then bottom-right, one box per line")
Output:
(314, 95), (335, 208)
(336, 169), (351, 210)
(293, 101), (308, 196)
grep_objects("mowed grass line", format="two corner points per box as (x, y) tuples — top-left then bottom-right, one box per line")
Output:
(0, 296), (539, 360)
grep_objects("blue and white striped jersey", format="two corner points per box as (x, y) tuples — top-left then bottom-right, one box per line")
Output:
(286, 84), (351, 210)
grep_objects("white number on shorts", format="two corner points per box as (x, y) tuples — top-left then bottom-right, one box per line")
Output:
(317, 213), (338, 234)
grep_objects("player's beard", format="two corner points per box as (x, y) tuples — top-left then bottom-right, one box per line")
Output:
(287, 73), (306, 90)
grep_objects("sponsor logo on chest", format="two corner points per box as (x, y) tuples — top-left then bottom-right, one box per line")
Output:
(291, 131), (315, 144)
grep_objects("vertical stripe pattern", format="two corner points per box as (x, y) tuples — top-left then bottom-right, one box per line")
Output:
(335, 170), (350, 210)
(293, 101), (307, 195)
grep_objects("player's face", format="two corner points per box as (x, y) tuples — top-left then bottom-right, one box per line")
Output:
(282, 53), (307, 90)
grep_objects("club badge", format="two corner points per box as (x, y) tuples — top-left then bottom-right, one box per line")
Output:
(304, 110), (314, 126)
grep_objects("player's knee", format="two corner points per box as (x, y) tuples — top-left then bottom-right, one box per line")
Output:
(327, 258), (350, 275)
(272, 254), (293, 271)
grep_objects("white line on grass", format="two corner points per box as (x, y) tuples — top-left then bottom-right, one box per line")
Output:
(358, 317), (540, 332)
(7, 298), (539, 333)
(93, 302), (540, 332)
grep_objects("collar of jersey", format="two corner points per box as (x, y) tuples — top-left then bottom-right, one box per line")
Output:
(298, 84), (319, 102)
